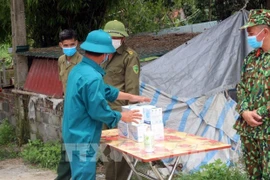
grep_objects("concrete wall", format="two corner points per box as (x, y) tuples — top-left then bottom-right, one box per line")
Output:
(0, 88), (63, 142)
(28, 97), (63, 142)
(0, 88), (16, 126)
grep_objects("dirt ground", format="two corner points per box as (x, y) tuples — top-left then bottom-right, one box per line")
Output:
(0, 158), (56, 180)
(0, 158), (106, 180)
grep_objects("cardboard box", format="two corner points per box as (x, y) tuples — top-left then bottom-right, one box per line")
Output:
(122, 104), (145, 124)
(122, 104), (156, 124)
(118, 120), (129, 138)
(128, 123), (149, 142)
(150, 123), (164, 140)
(144, 107), (163, 125)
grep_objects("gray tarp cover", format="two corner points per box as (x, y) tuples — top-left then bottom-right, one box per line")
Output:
(139, 10), (252, 173)
(141, 10), (251, 98)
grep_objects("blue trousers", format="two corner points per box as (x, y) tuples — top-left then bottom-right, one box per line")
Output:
(65, 143), (98, 180)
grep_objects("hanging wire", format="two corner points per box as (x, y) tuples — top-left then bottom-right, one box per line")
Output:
(241, 0), (250, 10)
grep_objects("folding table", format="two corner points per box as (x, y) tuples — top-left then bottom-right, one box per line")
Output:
(101, 128), (231, 180)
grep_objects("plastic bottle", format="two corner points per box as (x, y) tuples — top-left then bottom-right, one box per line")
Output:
(144, 128), (154, 153)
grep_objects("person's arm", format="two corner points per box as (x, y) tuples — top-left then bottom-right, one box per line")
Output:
(82, 79), (120, 128)
(236, 58), (249, 115)
(83, 79), (140, 128)
(237, 58), (262, 126)
(124, 52), (140, 95)
(57, 57), (62, 81)
(103, 83), (151, 103)
(117, 91), (151, 103)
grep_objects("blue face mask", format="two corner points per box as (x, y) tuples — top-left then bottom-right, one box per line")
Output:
(100, 54), (109, 65)
(63, 46), (77, 57)
(247, 29), (265, 49)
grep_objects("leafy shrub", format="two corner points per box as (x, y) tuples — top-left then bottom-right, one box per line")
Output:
(0, 119), (19, 160)
(177, 159), (248, 180)
(0, 119), (16, 145)
(103, 0), (198, 34)
(0, 143), (20, 160)
(0, 43), (13, 69)
(21, 139), (61, 170)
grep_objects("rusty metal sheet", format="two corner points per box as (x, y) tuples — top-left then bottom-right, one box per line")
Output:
(24, 58), (63, 98)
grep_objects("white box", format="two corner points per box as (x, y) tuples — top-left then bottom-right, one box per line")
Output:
(144, 107), (163, 125)
(150, 123), (164, 140)
(122, 105), (144, 124)
(122, 104), (156, 124)
(128, 123), (149, 142)
(118, 120), (129, 138)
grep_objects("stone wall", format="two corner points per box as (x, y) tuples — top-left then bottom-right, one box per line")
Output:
(0, 88), (16, 126)
(0, 88), (64, 142)
(28, 95), (63, 142)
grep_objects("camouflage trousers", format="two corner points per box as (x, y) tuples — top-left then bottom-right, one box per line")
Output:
(241, 136), (270, 180)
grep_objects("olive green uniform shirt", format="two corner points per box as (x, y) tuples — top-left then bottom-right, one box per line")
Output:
(102, 43), (140, 111)
(58, 51), (83, 94)
(234, 48), (270, 139)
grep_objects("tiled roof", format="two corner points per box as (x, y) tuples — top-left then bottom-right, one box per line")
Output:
(17, 33), (199, 59)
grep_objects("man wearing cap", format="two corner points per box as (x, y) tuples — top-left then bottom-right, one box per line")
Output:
(234, 9), (270, 179)
(62, 29), (150, 180)
(102, 20), (140, 180)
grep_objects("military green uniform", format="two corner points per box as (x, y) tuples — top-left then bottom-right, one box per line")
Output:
(58, 51), (83, 94)
(56, 51), (82, 180)
(102, 43), (140, 111)
(101, 43), (140, 180)
(234, 9), (270, 179)
(234, 48), (270, 179)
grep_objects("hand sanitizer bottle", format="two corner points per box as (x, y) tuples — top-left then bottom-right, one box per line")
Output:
(144, 127), (154, 153)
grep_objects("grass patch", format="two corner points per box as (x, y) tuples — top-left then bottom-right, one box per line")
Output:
(0, 119), (20, 160)
(0, 119), (16, 145)
(0, 143), (20, 160)
(20, 139), (61, 171)
(176, 159), (248, 180)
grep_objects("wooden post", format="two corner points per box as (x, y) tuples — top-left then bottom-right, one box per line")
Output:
(10, 0), (28, 89)
(10, 0), (30, 145)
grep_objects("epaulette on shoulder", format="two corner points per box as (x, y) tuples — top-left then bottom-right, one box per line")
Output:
(127, 50), (134, 55)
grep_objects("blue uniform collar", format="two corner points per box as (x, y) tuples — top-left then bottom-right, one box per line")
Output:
(82, 56), (105, 76)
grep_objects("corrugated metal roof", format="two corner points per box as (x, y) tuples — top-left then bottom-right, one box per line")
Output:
(24, 58), (63, 98)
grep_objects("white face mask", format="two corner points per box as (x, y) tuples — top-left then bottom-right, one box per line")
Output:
(112, 39), (122, 49)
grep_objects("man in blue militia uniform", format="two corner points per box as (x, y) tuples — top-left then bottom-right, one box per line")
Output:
(62, 29), (150, 180)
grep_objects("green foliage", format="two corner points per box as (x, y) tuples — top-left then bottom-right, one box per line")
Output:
(0, 119), (19, 160)
(0, 143), (20, 160)
(25, 0), (119, 47)
(21, 139), (61, 170)
(0, 43), (13, 69)
(0, 119), (16, 145)
(197, 0), (268, 22)
(103, 0), (198, 34)
(176, 159), (248, 180)
(0, 0), (11, 43)
(1, 0), (269, 47)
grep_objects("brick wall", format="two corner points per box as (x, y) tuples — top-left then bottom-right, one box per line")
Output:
(0, 88), (64, 142)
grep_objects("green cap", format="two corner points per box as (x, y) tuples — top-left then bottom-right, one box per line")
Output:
(240, 9), (270, 29)
(104, 20), (129, 37)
